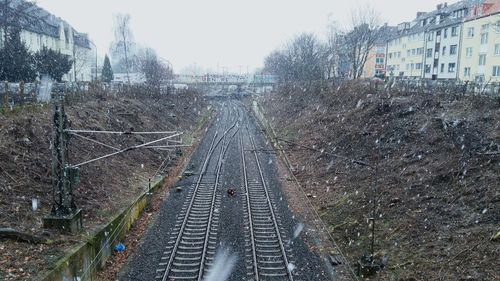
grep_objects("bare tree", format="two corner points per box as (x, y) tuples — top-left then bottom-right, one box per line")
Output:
(345, 6), (381, 79)
(111, 13), (134, 84)
(72, 47), (90, 82)
(264, 33), (325, 82)
(136, 47), (173, 94)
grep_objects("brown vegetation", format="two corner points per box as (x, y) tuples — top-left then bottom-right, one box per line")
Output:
(0, 89), (207, 280)
(259, 81), (499, 280)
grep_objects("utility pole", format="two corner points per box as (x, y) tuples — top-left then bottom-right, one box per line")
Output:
(43, 87), (83, 234)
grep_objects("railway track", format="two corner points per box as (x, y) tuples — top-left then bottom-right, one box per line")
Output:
(153, 101), (295, 281)
(240, 125), (294, 281)
(155, 104), (239, 281)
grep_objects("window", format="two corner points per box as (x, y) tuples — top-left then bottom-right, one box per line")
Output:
(388, 53), (393, 59)
(398, 52), (401, 58)
(481, 33), (488, 44)
(497, 21), (500, 32)
(411, 49), (416, 56)
(375, 58), (384, 64)
(493, 66), (500, 76)
(442, 46), (446, 55)
(426, 48), (433, 58)
(428, 32), (434, 41)
(467, 27), (474, 37)
(407, 50), (411, 56)
(425, 64), (431, 73)
(464, 67), (471, 77)
(448, 63), (456, 72)
(495, 44), (500, 55)
(440, 63), (445, 73)
(451, 26), (458, 37)
(444, 28), (448, 38)
(450, 45), (457, 55)
(466, 47), (473, 57)
(416, 63), (422, 70)
(479, 54), (486, 66)
(481, 24), (489, 32)
(417, 48), (423, 55)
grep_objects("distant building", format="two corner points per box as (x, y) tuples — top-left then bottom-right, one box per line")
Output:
(459, 0), (500, 82)
(385, 0), (481, 80)
(386, 20), (427, 78)
(0, 0), (93, 82)
(362, 25), (396, 78)
(113, 73), (145, 84)
(422, 1), (470, 80)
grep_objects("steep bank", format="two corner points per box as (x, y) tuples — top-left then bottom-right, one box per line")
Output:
(0, 90), (207, 280)
(259, 82), (499, 280)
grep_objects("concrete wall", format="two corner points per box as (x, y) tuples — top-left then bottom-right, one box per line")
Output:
(37, 178), (164, 281)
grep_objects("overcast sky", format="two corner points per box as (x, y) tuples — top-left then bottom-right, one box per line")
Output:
(36, 0), (450, 74)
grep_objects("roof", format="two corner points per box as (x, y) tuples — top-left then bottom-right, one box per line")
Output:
(387, 0), (482, 40)
(465, 0), (500, 21)
(8, 0), (91, 49)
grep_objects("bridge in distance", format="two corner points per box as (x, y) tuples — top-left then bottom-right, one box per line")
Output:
(173, 73), (277, 86)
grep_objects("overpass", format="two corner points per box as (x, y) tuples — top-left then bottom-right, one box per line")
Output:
(172, 74), (277, 86)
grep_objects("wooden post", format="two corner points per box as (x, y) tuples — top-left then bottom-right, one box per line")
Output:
(3, 81), (8, 109)
(19, 81), (24, 106)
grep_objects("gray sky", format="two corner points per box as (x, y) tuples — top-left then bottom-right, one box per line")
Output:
(37, 0), (448, 74)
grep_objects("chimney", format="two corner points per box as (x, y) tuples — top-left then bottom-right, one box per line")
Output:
(444, 2), (448, 8)
(437, 3), (443, 10)
(416, 12), (426, 18)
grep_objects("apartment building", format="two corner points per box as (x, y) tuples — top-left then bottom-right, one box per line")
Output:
(0, 1), (93, 82)
(362, 26), (396, 78)
(386, 21), (426, 78)
(386, 0), (494, 81)
(422, 2), (470, 79)
(459, 0), (500, 82)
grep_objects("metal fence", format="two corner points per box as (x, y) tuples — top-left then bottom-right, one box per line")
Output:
(379, 78), (500, 97)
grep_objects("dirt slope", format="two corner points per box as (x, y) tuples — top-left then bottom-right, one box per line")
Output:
(259, 81), (499, 280)
(0, 90), (207, 280)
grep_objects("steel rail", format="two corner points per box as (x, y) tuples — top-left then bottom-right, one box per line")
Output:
(160, 130), (219, 281)
(240, 132), (260, 281)
(161, 106), (239, 281)
(197, 122), (239, 280)
(248, 129), (294, 281)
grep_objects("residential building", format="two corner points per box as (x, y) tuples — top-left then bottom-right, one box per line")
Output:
(0, 0), (93, 81)
(386, 0), (480, 80)
(386, 20), (426, 78)
(459, 0), (500, 82)
(362, 25), (396, 78)
(422, 1), (471, 79)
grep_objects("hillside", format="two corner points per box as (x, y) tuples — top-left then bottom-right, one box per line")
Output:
(259, 81), (499, 280)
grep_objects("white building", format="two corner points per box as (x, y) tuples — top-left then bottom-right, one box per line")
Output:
(422, 2), (471, 79)
(0, 0), (93, 82)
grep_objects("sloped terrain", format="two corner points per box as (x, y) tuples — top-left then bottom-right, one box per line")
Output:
(0, 90), (207, 280)
(259, 81), (499, 280)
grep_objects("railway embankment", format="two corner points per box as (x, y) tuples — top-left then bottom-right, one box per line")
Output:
(0, 89), (209, 281)
(257, 81), (499, 280)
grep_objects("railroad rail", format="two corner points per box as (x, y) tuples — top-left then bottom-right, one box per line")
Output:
(240, 124), (294, 281)
(155, 104), (239, 281)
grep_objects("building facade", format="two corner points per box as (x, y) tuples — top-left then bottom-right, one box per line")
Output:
(362, 26), (396, 78)
(386, 21), (427, 78)
(385, 0), (500, 81)
(0, 1), (93, 82)
(422, 2), (470, 80)
(459, 0), (500, 82)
